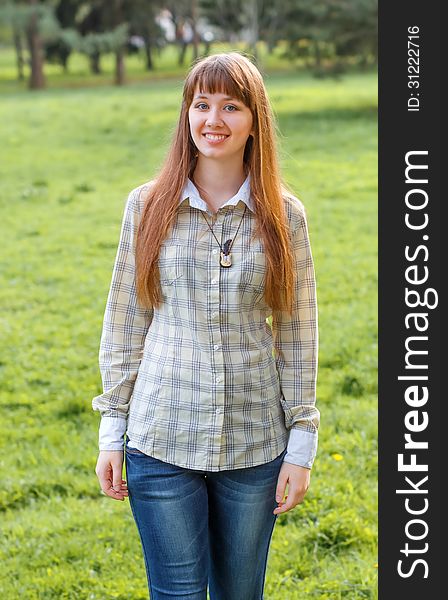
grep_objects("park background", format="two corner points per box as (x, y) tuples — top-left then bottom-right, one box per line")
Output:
(0, 1), (378, 598)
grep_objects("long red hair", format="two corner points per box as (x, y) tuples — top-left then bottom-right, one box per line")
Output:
(136, 52), (296, 314)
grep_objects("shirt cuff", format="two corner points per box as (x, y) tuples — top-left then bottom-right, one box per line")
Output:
(282, 428), (318, 469)
(98, 416), (127, 451)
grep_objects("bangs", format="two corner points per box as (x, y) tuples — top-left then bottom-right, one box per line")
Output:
(185, 60), (252, 108)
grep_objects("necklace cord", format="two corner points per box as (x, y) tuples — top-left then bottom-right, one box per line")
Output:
(201, 205), (247, 255)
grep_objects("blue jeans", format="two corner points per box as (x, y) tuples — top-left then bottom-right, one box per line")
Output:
(125, 435), (287, 599)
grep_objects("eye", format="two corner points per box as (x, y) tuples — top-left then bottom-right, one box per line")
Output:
(224, 104), (238, 112)
(195, 102), (208, 110)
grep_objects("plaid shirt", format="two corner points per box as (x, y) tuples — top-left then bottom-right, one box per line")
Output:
(92, 176), (319, 471)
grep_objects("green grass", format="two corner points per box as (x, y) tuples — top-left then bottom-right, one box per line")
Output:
(0, 60), (377, 598)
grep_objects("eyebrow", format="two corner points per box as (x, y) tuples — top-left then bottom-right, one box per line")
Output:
(194, 94), (240, 102)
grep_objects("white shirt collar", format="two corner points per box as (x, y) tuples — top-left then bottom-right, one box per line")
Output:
(180, 174), (254, 212)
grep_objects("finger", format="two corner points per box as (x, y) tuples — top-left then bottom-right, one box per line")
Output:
(273, 495), (295, 515)
(108, 484), (129, 498)
(109, 478), (128, 492)
(97, 467), (126, 500)
(96, 462), (114, 485)
(275, 474), (288, 504)
(102, 477), (128, 500)
(112, 461), (124, 492)
(101, 484), (129, 501)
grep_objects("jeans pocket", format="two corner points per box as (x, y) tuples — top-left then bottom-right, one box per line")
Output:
(125, 446), (146, 456)
(125, 435), (146, 456)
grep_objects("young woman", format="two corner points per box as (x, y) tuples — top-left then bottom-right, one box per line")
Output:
(93, 52), (319, 599)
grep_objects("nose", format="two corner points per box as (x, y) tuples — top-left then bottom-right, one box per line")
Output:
(205, 107), (223, 128)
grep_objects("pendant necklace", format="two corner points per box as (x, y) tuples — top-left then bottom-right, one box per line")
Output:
(201, 205), (247, 268)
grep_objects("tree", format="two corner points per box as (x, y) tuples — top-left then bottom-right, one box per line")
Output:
(75, 0), (129, 81)
(163, 0), (197, 66)
(124, 0), (165, 71)
(272, 0), (378, 73)
(190, 0), (199, 60)
(44, 0), (79, 72)
(112, 0), (125, 85)
(77, 1), (109, 75)
(199, 0), (281, 63)
(0, 1), (28, 80)
(26, 0), (48, 88)
(199, 0), (244, 43)
(0, 0), (51, 89)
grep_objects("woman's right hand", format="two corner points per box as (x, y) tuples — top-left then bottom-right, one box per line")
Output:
(95, 450), (129, 501)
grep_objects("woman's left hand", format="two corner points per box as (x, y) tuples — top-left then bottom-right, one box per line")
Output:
(273, 462), (311, 515)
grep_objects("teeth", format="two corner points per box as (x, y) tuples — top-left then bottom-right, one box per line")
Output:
(204, 134), (227, 141)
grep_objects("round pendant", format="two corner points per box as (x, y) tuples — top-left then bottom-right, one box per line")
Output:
(220, 251), (232, 267)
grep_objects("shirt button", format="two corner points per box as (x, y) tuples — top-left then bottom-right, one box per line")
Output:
(211, 311), (217, 318)
(213, 344), (219, 350)
(212, 249), (218, 255)
(216, 376), (221, 383)
(216, 408), (222, 414)
(211, 278), (217, 284)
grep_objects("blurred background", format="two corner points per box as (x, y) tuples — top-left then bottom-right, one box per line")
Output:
(0, 1), (377, 598)
(0, 0), (377, 88)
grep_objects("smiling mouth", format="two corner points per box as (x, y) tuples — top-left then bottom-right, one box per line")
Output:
(202, 133), (229, 141)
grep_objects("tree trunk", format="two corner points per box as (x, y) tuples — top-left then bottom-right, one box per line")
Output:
(13, 28), (25, 81)
(178, 42), (187, 66)
(247, 0), (259, 62)
(145, 42), (153, 71)
(142, 30), (153, 70)
(267, 38), (276, 55)
(26, 0), (45, 89)
(114, 0), (125, 86)
(115, 49), (125, 85)
(62, 55), (69, 73)
(90, 51), (101, 74)
(191, 0), (199, 61)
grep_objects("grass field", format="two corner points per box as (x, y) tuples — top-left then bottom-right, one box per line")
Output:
(0, 50), (378, 599)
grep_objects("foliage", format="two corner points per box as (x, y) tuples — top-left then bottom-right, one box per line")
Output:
(0, 0), (61, 38)
(199, 0), (246, 40)
(278, 0), (378, 71)
(1, 0), (378, 84)
(79, 23), (129, 56)
(199, 0), (377, 69)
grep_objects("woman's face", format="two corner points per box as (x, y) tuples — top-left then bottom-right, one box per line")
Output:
(188, 86), (254, 164)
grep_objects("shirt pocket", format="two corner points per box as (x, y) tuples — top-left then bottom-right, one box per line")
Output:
(238, 251), (266, 307)
(158, 243), (193, 312)
(158, 244), (183, 285)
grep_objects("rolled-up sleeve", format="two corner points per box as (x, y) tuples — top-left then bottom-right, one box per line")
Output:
(91, 187), (154, 429)
(272, 202), (319, 469)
